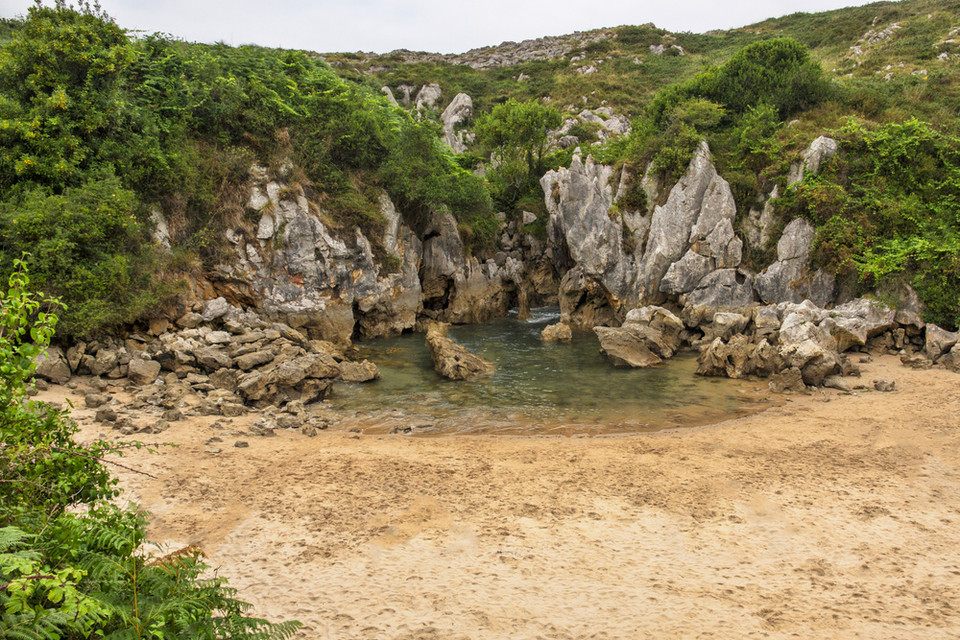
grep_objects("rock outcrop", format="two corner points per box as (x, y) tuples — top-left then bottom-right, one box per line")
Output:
(440, 93), (473, 153)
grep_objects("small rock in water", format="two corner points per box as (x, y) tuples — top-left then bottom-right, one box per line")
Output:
(873, 380), (896, 392)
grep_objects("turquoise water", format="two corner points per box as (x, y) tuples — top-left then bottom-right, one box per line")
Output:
(329, 308), (768, 435)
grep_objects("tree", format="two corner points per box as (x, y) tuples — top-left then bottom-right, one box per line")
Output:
(474, 99), (562, 210)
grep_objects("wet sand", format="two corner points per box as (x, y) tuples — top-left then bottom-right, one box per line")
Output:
(55, 354), (960, 639)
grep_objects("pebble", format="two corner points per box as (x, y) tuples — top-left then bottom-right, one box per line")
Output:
(204, 447), (222, 454)
(234, 441), (249, 448)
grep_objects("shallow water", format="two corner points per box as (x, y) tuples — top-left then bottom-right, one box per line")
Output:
(328, 308), (770, 435)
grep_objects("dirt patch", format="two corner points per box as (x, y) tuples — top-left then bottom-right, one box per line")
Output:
(51, 355), (960, 639)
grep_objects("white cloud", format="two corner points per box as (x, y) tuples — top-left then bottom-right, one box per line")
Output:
(0, 0), (879, 54)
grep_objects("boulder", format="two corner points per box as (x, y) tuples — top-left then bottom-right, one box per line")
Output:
(425, 323), (493, 380)
(339, 360), (381, 382)
(201, 297), (231, 322)
(127, 357), (162, 385)
(541, 322), (573, 342)
(595, 306), (685, 369)
(769, 367), (807, 393)
(938, 344), (960, 372)
(88, 348), (120, 377)
(702, 312), (750, 342)
(194, 347), (233, 373)
(825, 298), (898, 352)
(594, 326), (662, 368)
(34, 346), (72, 385)
(924, 324), (959, 361)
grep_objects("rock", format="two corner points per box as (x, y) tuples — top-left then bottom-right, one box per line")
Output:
(938, 344), (960, 372)
(900, 353), (932, 369)
(339, 360), (381, 382)
(95, 407), (117, 423)
(702, 312), (750, 342)
(873, 380), (896, 392)
(440, 92), (473, 153)
(541, 322), (573, 342)
(753, 306), (781, 339)
(84, 393), (108, 409)
(827, 298), (898, 352)
(768, 367), (807, 393)
(595, 306), (684, 369)
(127, 357), (162, 385)
(594, 326), (662, 368)
(235, 351), (275, 371)
(205, 330), (232, 345)
(162, 408), (182, 422)
(425, 323), (493, 381)
(34, 346), (72, 385)
(66, 343), (85, 372)
(522, 211), (537, 226)
(822, 375), (851, 392)
(88, 348), (120, 377)
(234, 441), (249, 448)
(202, 297), (231, 322)
(788, 136), (838, 185)
(680, 270), (756, 326)
(176, 312), (203, 329)
(755, 218), (834, 306)
(924, 324), (959, 361)
(33, 379), (49, 391)
(204, 447), (222, 454)
(140, 419), (170, 435)
(209, 368), (239, 391)
(194, 347), (234, 373)
(415, 83), (442, 111)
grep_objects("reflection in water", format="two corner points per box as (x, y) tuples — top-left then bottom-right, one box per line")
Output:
(328, 308), (769, 435)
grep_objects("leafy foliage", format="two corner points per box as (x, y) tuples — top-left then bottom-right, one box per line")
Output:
(474, 98), (562, 212)
(0, 2), (494, 337)
(777, 118), (960, 328)
(0, 263), (301, 639)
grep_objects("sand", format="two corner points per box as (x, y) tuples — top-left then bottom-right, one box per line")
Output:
(54, 354), (960, 639)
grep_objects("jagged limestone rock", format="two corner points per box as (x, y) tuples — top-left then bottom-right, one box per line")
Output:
(440, 93), (473, 153)
(755, 218), (835, 307)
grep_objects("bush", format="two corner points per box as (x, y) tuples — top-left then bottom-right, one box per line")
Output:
(649, 38), (831, 126)
(778, 118), (960, 329)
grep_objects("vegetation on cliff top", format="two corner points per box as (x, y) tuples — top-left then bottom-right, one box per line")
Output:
(0, 2), (492, 338)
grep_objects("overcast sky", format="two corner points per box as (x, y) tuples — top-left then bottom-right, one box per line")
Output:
(1, 0), (880, 54)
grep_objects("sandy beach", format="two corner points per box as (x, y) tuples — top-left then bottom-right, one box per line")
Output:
(52, 354), (960, 639)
